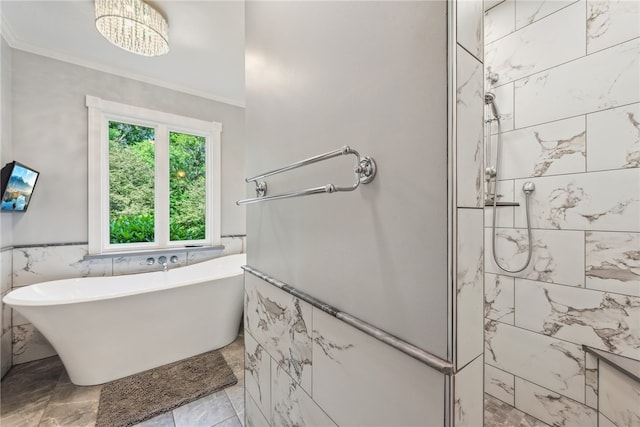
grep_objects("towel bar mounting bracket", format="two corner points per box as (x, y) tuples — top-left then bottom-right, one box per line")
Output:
(358, 156), (377, 184)
(254, 181), (267, 198)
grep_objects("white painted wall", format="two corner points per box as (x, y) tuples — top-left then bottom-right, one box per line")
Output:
(246, 0), (449, 359)
(10, 50), (246, 245)
(1, 37), (13, 248)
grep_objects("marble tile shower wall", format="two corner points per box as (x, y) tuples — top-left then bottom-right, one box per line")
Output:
(454, 0), (486, 426)
(0, 237), (245, 369)
(483, 1), (639, 426)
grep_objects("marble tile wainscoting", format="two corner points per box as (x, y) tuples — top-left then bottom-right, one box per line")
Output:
(1, 247), (13, 377)
(0, 236), (246, 369)
(243, 273), (448, 427)
(483, 1), (639, 426)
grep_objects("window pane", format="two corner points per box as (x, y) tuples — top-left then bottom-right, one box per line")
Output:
(108, 121), (155, 244)
(169, 131), (206, 241)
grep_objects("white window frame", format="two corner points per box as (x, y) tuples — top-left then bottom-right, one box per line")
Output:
(86, 95), (222, 255)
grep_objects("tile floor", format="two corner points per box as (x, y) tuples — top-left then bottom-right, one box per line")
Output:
(1, 331), (546, 427)
(484, 394), (550, 427)
(0, 333), (245, 427)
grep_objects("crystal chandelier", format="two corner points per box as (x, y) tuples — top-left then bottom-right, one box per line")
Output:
(95, 0), (169, 57)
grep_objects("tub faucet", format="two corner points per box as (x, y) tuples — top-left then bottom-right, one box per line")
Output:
(158, 256), (168, 272)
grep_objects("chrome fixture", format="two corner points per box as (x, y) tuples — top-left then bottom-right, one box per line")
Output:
(486, 71), (499, 86)
(236, 145), (377, 205)
(170, 255), (179, 264)
(146, 257), (155, 265)
(94, 0), (169, 57)
(158, 255), (168, 271)
(485, 92), (536, 273)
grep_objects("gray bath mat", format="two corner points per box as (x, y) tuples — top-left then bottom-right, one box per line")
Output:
(95, 350), (237, 427)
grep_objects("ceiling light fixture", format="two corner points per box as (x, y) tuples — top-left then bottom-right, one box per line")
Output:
(94, 0), (169, 57)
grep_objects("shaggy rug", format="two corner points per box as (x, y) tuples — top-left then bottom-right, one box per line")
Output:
(95, 350), (237, 427)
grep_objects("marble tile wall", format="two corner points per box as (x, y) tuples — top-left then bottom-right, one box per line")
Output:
(1, 247), (12, 377)
(484, 1), (640, 425)
(243, 273), (448, 427)
(3, 237), (245, 367)
(454, 1), (485, 424)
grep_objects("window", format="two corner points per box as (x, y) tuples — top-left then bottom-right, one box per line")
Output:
(86, 95), (221, 254)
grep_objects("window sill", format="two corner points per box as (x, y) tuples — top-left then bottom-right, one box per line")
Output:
(83, 245), (225, 261)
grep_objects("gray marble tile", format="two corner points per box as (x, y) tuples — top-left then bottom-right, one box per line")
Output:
(587, 103), (640, 171)
(515, 38), (640, 128)
(484, 393), (549, 427)
(38, 400), (99, 427)
(587, 0), (640, 54)
(12, 245), (112, 287)
(515, 1), (578, 30)
(485, 180), (515, 229)
(486, 1), (585, 85)
(514, 169), (640, 232)
(221, 236), (244, 256)
(1, 330), (12, 377)
(488, 82), (515, 133)
(515, 377), (597, 427)
(599, 361), (640, 426)
(485, 0), (515, 45)
(485, 320), (586, 402)
(172, 391), (236, 427)
(515, 279), (640, 358)
(214, 416), (243, 427)
(244, 274), (312, 393)
(244, 332), (270, 423)
(485, 364), (515, 406)
(12, 323), (57, 364)
(456, 208), (484, 368)
(220, 331), (245, 381)
(456, 46), (484, 208)
(498, 116), (586, 180)
(586, 231), (640, 297)
(224, 382), (245, 419)
(485, 228), (585, 287)
(271, 362), (336, 427)
(457, 0), (483, 60)
(1, 248), (11, 294)
(1, 298), (11, 335)
(132, 412), (176, 427)
(585, 352), (598, 409)
(485, 273), (515, 324)
(245, 392), (269, 427)
(453, 355), (484, 427)
(312, 308), (444, 427)
(186, 249), (225, 265)
(0, 356), (64, 424)
(599, 413), (618, 427)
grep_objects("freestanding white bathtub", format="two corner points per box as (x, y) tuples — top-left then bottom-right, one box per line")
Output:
(3, 253), (245, 385)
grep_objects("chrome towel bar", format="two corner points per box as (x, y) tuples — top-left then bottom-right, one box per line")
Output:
(236, 145), (377, 205)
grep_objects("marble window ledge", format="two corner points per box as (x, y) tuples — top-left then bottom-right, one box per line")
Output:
(83, 245), (226, 260)
(583, 345), (640, 383)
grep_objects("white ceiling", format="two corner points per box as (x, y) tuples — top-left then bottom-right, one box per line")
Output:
(1, 0), (246, 107)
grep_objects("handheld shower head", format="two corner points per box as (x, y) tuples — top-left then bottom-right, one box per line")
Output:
(484, 92), (495, 104)
(485, 92), (500, 119)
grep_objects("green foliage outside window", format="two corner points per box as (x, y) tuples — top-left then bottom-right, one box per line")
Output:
(109, 122), (207, 244)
